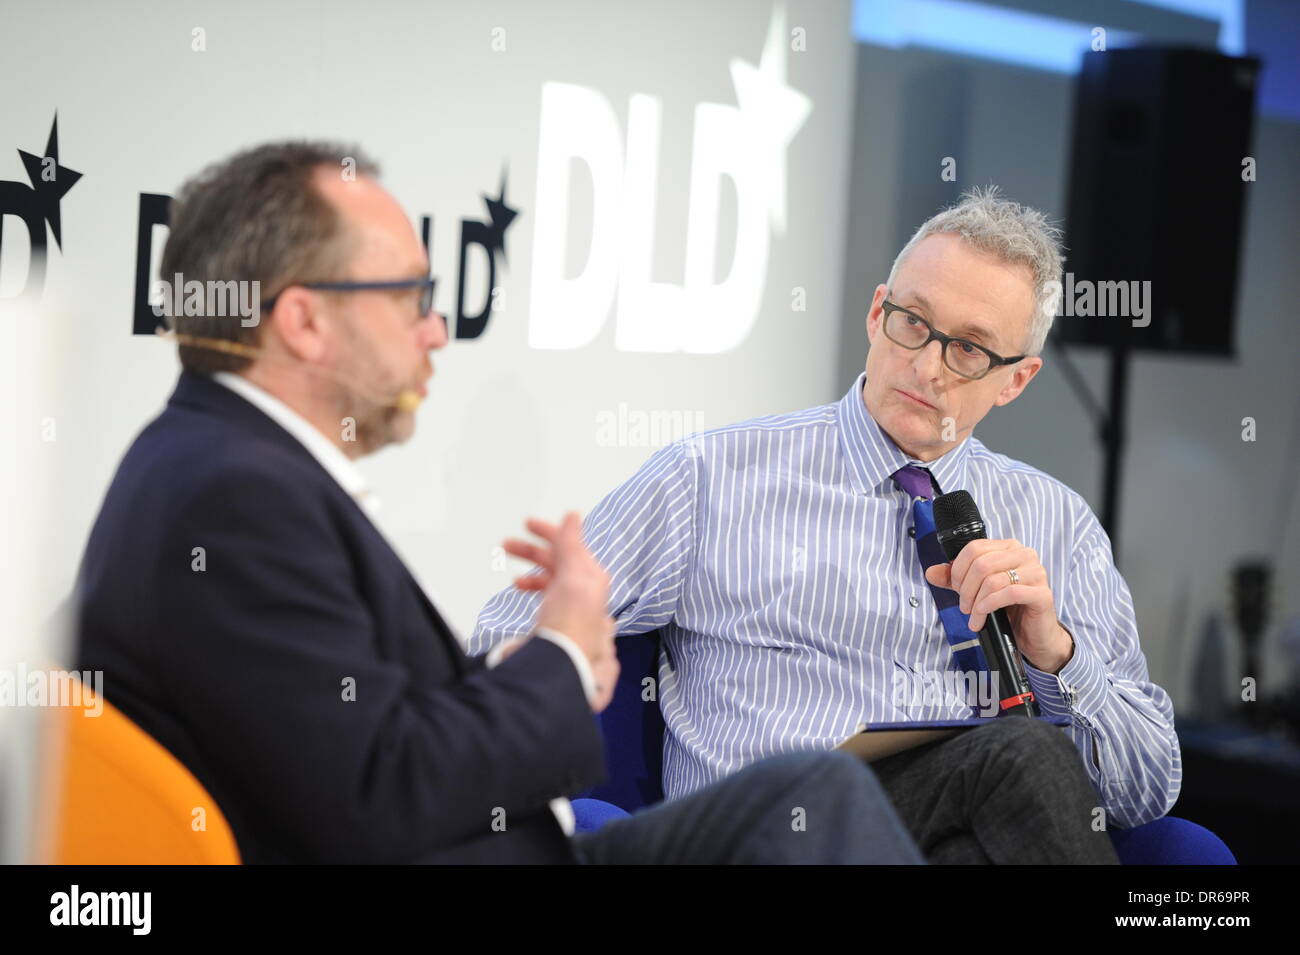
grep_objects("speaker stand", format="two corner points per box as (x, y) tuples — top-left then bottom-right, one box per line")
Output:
(1048, 332), (1130, 566)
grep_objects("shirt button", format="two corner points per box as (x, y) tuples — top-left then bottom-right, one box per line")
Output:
(908, 526), (916, 538)
(908, 596), (920, 608)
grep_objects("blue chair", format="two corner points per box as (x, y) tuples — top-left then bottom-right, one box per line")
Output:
(572, 631), (1237, 865)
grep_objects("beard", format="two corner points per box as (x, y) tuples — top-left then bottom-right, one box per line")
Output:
(332, 385), (408, 455)
(328, 321), (417, 455)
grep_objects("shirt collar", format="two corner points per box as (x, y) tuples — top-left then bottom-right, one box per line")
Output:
(211, 372), (380, 516)
(835, 371), (972, 497)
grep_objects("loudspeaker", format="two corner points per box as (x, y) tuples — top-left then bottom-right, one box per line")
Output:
(1058, 48), (1258, 356)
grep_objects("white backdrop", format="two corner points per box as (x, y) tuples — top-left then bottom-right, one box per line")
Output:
(1, 0), (855, 652)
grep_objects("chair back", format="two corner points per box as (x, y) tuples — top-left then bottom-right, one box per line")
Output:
(584, 631), (666, 812)
(38, 675), (240, 864)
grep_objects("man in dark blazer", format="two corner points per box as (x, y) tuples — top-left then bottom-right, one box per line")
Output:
(71, 140), (923, 864)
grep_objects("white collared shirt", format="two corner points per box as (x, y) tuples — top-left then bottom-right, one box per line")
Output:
(212, 371), (381, 518)
(211, 372), (590, 838)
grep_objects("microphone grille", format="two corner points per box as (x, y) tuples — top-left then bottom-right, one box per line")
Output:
(933, 490), (982, 531)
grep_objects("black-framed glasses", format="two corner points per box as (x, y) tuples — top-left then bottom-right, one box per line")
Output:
(263, 277), (438, 319)
(880, 299), (1027, 380)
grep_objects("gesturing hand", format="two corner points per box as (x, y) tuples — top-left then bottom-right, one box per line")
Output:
(501, 512), (620, 711)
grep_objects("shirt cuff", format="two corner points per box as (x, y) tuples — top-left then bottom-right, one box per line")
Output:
(484, 637), (524, 670)
(549, 796), (576, 837)
(1022, 628), (1108, 728)
(532, 627), (599, 706)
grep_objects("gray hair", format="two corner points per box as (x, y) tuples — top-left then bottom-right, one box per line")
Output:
(160, 140), (380, 374)
(886, 186), (1064, 356)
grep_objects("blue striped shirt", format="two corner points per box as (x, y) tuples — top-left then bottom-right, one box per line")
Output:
(470, 373), (1181, 828)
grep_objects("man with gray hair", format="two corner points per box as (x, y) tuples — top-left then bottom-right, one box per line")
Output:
(474, 186), (1179, 864)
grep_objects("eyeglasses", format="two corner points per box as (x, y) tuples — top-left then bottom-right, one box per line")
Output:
(880, 299), (1027, 380)
(263, 276), (438, 319)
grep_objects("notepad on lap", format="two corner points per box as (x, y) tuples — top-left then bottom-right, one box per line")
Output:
(836, 716), (1072, 762)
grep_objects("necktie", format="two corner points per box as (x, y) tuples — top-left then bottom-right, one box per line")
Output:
(891, 465), (991, 681)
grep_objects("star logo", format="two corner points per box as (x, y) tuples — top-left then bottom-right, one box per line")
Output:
(481, 171), (519, 262)
(729, 6), (812, 235)
(18, 114), (83, 249)
(453, 168), (522, 340)
(0, 113), (82, 304)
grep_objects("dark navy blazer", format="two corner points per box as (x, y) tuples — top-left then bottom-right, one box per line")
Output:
(73, 370), (606, 863)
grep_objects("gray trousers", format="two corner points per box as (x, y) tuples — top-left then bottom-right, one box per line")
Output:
(870, 716), (1121, 864)
(571, 750), (925, 864)
(572, 717), (1119, 864)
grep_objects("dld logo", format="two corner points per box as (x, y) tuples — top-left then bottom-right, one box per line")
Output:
(131, 176), (518, 339)
(528, 8), (811, 353)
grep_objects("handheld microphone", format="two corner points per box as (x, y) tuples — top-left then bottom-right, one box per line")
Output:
(932, 490), (1039, 718)
(154, 328), (424, 413)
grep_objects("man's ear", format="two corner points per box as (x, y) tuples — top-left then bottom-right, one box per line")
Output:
(865, 284), (889, 343)
(993, 356), (1043, 407)
(268, 286), (329, 363)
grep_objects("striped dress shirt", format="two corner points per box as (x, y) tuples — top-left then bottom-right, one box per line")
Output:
(470, 373), (1181, 829)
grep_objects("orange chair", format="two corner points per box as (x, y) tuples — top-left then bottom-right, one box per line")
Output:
(37, 674), (240, 864)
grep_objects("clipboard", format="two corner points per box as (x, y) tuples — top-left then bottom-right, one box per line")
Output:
(836, 715), (1072, 762)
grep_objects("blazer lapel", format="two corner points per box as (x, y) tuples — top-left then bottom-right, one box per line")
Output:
(169, 369), (475, 675)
